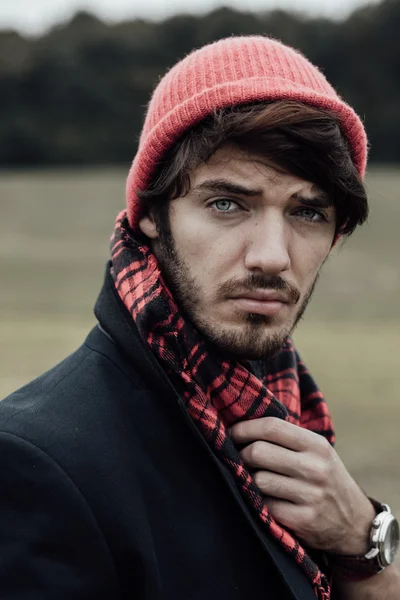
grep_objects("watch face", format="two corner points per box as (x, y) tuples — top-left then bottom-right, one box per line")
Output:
(383, 518), (400, 565)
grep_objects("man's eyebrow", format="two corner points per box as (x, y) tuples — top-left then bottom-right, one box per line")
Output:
(194, 179), (263, 197)
(293, 192), (333, 208)
(194, 179), (333, 207)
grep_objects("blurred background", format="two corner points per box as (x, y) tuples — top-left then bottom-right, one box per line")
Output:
(1, 0), (399, 549)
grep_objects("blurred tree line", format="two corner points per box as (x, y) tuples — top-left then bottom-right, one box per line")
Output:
(1, 0), (399, 166)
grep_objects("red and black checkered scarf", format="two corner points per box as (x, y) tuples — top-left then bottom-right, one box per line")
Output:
(111, 211), (334, 600)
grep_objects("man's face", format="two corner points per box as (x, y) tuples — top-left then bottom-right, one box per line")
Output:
(140, 145), (336, 360)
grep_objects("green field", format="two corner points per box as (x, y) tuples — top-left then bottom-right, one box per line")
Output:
(1, 167), (399, 551)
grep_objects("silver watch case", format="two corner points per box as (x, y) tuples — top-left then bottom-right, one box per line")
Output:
(365, 504), (400, 568)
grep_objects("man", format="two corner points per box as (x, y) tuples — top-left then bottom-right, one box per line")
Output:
(0, 35), (398, 600)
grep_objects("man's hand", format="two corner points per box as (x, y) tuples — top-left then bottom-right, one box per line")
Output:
(229, 417), (375, 555)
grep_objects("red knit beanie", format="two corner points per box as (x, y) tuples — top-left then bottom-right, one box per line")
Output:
(126, 35), (368, 228)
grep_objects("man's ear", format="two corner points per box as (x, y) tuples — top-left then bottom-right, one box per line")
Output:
(331, 231), (343, 249)
(139, 215), (159, 239)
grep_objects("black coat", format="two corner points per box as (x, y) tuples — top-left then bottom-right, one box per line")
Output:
(0, 267), (320, 600)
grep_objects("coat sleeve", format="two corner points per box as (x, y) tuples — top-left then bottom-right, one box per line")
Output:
(0, 431), (119, 599)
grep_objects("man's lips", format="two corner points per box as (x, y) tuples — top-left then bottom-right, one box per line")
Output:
(228, 290), (293, 316)
(229, 289), (292, 303)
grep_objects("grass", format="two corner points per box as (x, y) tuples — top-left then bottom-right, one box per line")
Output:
(1, 166), (400, 556)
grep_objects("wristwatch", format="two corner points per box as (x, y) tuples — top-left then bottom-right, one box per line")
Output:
(366, 504), (400, 568)
(329, 502), (400, 579)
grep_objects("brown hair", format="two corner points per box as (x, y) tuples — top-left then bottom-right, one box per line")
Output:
(139, 101), (368, 236)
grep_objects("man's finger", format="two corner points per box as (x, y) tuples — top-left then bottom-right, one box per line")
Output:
(252, 470), (311, 504)
(240, 440), (301, 478)
(263, 497), (311, 534)
(230, 416), (323, 452)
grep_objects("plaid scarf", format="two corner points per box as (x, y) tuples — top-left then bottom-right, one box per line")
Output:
(111, 211), (334, 600)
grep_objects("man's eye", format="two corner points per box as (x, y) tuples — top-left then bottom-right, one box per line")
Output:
(211, 199), (239, 212)
(296, 208), (326, 223)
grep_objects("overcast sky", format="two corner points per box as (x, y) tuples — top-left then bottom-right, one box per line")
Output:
(0, 0), (381, 36)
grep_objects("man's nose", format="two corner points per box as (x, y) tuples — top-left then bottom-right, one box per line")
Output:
(244, 214), (291, 275)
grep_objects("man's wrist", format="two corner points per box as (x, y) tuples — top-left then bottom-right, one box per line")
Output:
(323, 495), (376, 556)
(335, 497), (377, 556)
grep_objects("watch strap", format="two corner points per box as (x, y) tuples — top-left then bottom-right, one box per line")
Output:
(330, 554), (383, 582)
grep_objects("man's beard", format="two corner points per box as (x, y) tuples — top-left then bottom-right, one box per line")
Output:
(154, 228), (319, 361)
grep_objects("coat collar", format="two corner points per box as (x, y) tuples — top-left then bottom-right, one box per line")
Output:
(94, 262), (178, 400)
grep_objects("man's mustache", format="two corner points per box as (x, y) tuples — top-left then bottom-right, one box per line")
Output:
(217, 274), (301, 305)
